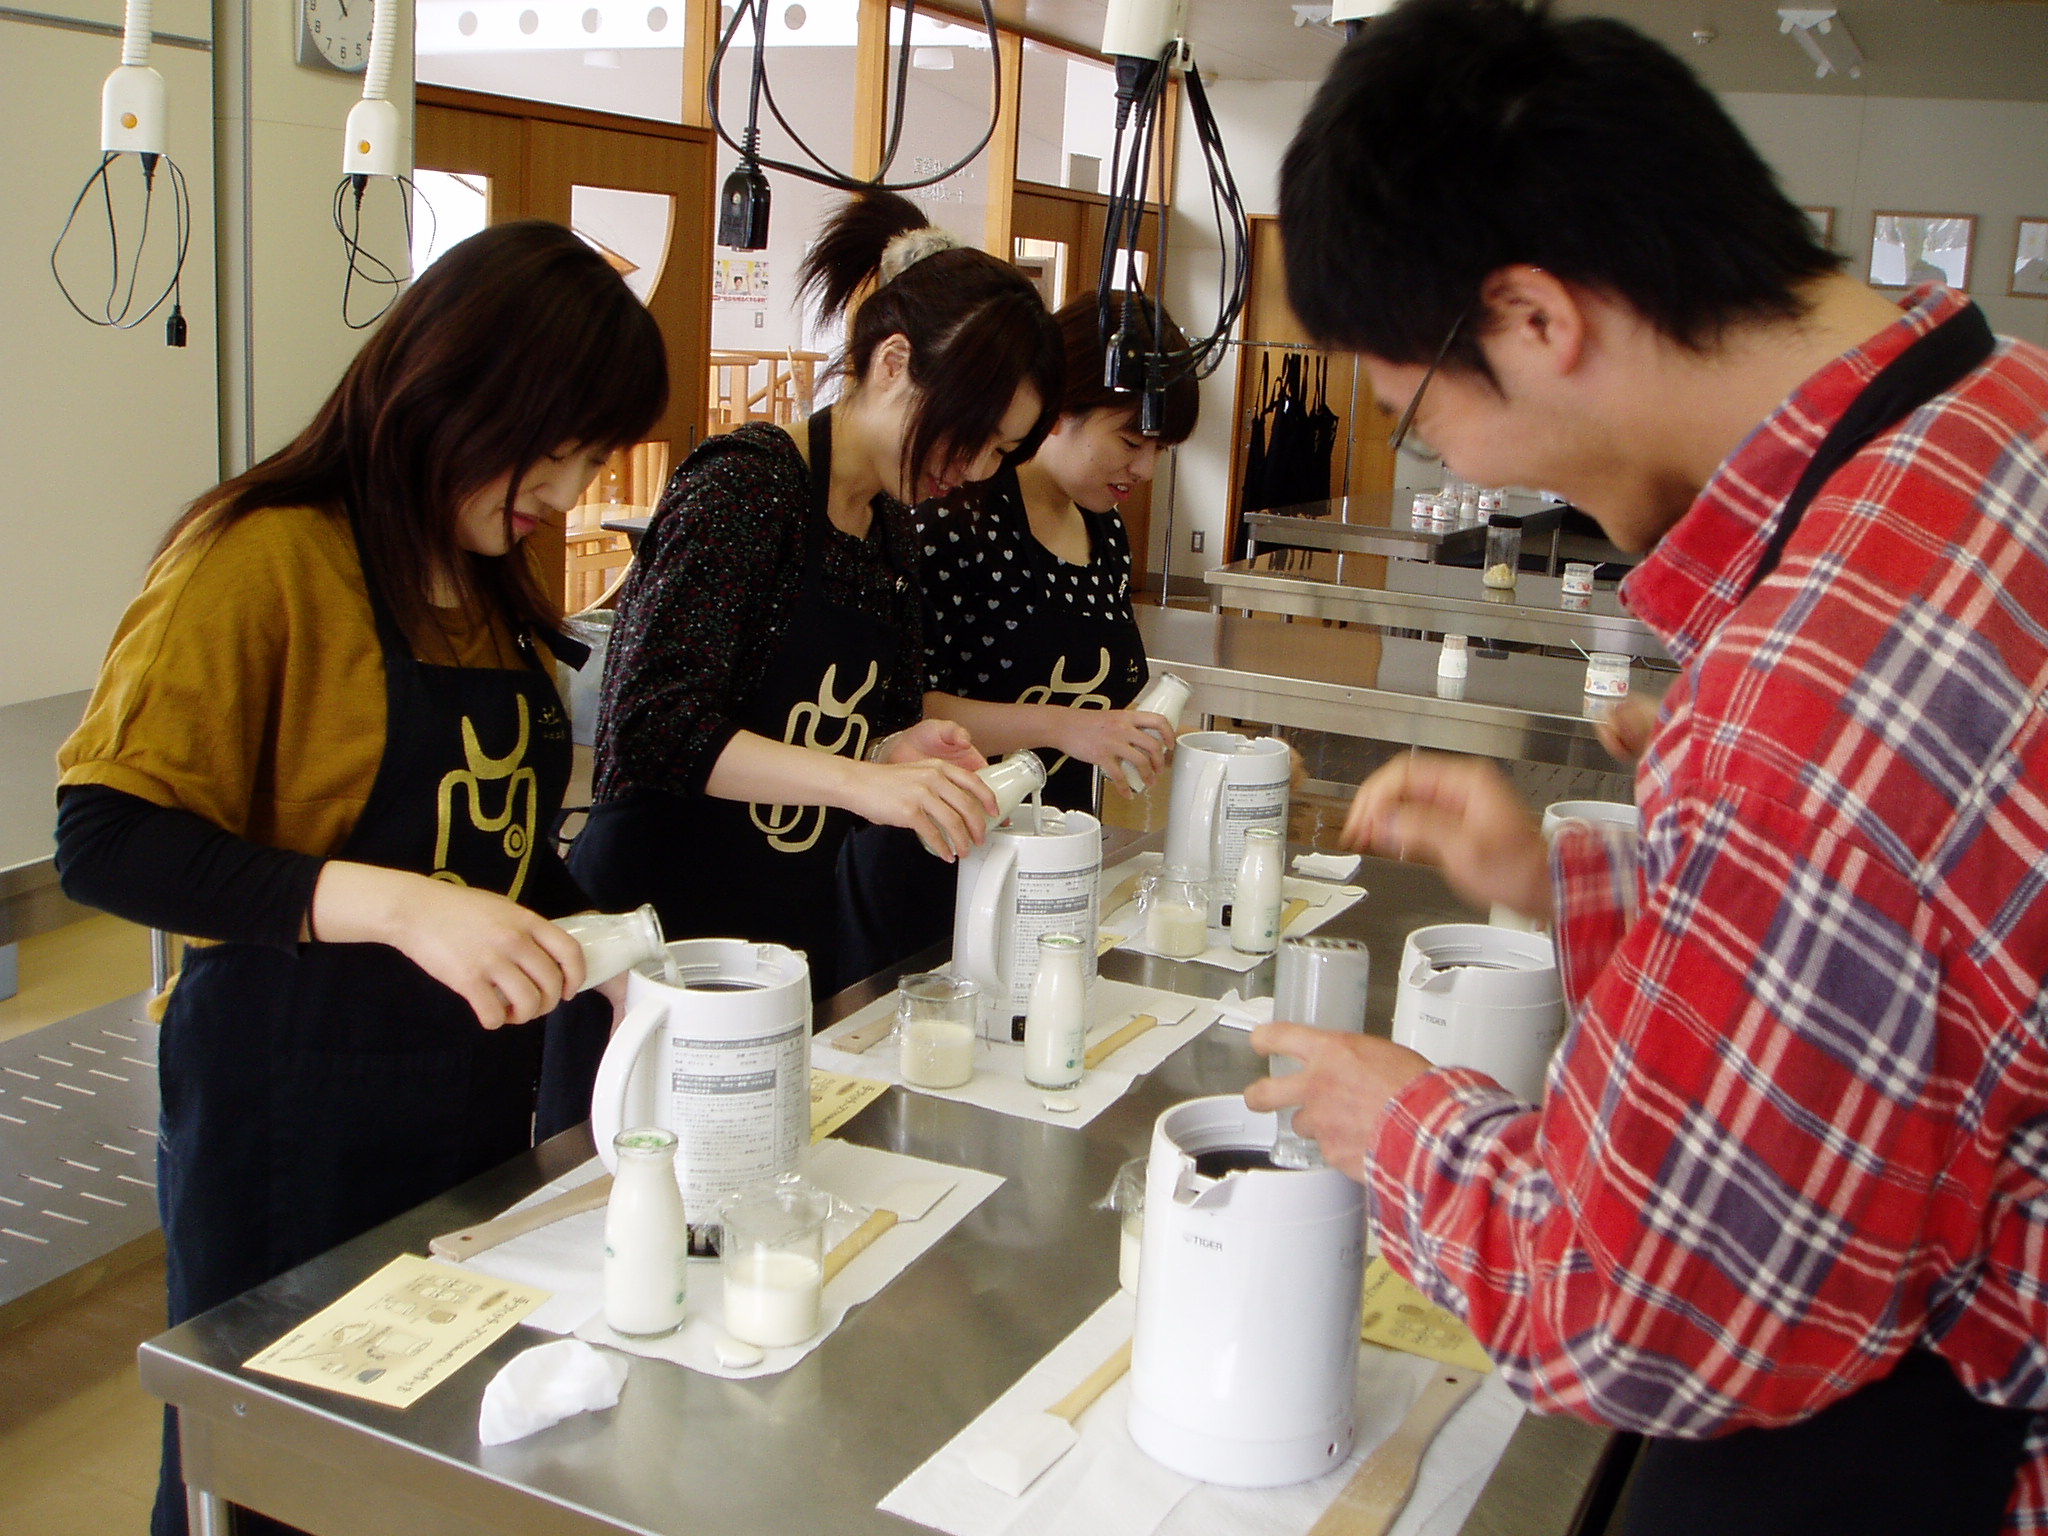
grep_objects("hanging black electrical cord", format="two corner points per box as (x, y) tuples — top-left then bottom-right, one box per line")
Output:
(50, 149), (193, 345)
(1093, 39), (1249, 433)
(707, 0), (1003, 194)
(333, 171), (429, 329)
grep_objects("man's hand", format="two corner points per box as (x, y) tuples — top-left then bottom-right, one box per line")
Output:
(1342, 751), (1550, 920)
(1595, 693), (1659, 765)
(1244, 1023), (1434, 1185)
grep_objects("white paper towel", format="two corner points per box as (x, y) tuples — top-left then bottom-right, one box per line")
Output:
(478, 1339), (628, 1445)
(1099, 852), (1368, 972)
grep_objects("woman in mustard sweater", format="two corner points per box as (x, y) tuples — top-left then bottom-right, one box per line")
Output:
(55, 221), (665, 1536)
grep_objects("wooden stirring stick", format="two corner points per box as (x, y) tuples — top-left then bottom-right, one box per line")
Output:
(428, 1176), (613, 1261)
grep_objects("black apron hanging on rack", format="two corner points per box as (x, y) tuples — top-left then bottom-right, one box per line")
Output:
(152, 516), (577, 1536)
(568, 410), (905, 990)
(1617, 303), (2032, 1536)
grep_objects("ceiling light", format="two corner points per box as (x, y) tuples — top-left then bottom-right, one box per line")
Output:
(1777, 8), (1864, 80)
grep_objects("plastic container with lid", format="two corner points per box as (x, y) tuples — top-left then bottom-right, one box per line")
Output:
(1482, 514), (1522, 589)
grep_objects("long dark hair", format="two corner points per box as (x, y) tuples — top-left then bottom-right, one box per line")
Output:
(1055, 292), (1200, 445)
(798, 191), (1061, 485)
(164, 220), (668, 648)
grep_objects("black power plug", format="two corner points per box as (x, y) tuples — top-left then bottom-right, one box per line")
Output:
(718, 161), (771, 251)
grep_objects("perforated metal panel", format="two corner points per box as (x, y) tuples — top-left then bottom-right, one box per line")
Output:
(0, 992), (160, 1308)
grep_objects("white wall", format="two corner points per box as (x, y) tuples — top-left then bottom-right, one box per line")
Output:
(1162, 85), (2048, 587)
(2, 0), (219, 707)
(1723, 93), (2048, 348)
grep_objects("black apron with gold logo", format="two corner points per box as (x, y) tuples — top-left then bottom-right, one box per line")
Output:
(568, 411), (904, 992)
(153, 516), (577, 1535)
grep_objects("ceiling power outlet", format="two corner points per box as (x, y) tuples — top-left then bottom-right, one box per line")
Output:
(1191, 530), (1206, 553)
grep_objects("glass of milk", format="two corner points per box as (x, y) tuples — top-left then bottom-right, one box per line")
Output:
(894, 973), (980, 1089)
(719, 1183), (832, 1349)
(1139, 865), (1209, 959)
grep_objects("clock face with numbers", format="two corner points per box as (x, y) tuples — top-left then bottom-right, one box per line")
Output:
(297, 0), (372, 74)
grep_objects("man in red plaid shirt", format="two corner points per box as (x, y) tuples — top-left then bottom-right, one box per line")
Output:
(1246, 2), (2048, 1532)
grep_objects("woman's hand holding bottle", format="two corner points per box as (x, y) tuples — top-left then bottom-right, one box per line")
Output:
(1059, 708), (1176, 794)
(309, 862), (586, 1028)
(846, 758), (998, 861)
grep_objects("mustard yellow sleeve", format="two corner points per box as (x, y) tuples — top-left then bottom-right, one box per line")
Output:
(58, 506), (387, 855)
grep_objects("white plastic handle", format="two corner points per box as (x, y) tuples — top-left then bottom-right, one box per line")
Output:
(1189, 750), (1229, 874)
(960, 837), (1019, 1006)
(589, 998), (667, 1172)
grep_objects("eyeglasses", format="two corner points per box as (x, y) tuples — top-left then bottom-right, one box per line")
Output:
(1386, 308), (1471, 463)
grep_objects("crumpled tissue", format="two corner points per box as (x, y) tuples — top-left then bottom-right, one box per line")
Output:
(1292, 850), (1362, 881)
(478, 1338), (628, 1446)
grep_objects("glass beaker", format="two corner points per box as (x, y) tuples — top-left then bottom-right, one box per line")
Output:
(719, 1182), (832, 1348)
(894, 973), (979, 1089)
(1482, 514), (1522, 589)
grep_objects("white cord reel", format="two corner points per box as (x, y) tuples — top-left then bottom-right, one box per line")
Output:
(343, 0), (406, 178)
(101, 0), (167, 156)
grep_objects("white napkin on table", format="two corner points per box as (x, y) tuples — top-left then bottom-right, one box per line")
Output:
(1292, 851), (1362, 881)
(477, 1339), (628, 1445)
(1208, 990), (1274, 1031)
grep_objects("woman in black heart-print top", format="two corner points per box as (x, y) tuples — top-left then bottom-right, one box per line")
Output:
(918, 292), (1201, 812)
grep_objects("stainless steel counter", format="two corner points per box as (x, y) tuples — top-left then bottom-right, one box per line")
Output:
(1206, 551), (1668, 663)
(1138, 607), (1665, 774)
(0, 690), (91, 946)
(138, 843), (1624, 1536)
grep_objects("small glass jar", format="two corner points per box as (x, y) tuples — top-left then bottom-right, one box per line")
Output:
(1582, 651), (1632, 697)
(719, 1182), (831, 1348)
(1437, 633), (1469, 680)
(1476, 487), (1506, 518)
(1561, 561), (1596, 598)
(1140, 864), (1209, 959)
(895, 973), (979, 1089)
(1482, 514), (1522, 589)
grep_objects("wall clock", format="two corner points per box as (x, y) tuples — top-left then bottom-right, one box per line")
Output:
(297, 0), (372, 74)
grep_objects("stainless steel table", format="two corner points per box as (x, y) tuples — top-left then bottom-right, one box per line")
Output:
(1206, 551), (1668, 664)
(1138, 606), (1666, 774)
(139, 845), (1626, 1536)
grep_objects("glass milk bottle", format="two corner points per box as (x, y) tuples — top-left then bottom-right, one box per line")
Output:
(1022, 933), (1089, 1090)
(603, 1128), (689, 1337)
(978, 749), (1047, 827)
(556, 904), (666, 993)
(1120, 672), (1192, 793)
(1231, 826), (1285, 955)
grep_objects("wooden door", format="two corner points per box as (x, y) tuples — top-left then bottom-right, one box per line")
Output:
(415, 89), (715, 608)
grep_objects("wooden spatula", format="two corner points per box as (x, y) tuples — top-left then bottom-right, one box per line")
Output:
(428, 1176), (612, 1261)
(1306, 1366), (1482, 1536)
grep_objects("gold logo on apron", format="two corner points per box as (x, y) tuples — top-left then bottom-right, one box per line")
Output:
(433, 694), (539, 900)
(1017, 649), (1114, 781)
(751, 662), (878, 854)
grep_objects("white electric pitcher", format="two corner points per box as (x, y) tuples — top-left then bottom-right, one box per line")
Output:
(1390, 923), (1566, 1102)
(1163, 731), (1291, 920)
(1128, 1096), (1365, 1487)
(590, 939), (812, 1218)
(952, 807), (1101, 1039)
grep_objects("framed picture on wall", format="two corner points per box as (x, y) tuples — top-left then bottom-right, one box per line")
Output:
(1868, 212), (1976, 291)
(2013, 218), (2048, 299)
(1802, 206), (1835, 247)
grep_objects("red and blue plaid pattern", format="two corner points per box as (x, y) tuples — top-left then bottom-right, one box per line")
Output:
(1370, 287), (2048, 1528)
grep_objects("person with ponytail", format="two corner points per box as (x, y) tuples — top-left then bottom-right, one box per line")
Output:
(563, 191), (1061, 1030)
(52, 220), (668, 1536)
(833, 292), (1201, 978)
